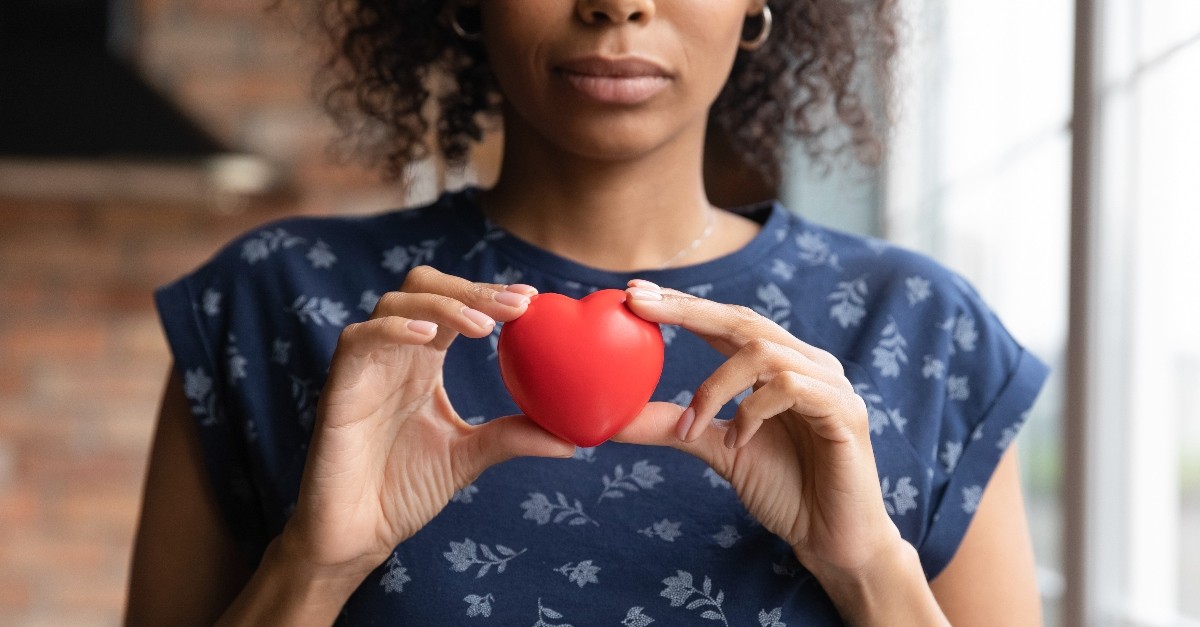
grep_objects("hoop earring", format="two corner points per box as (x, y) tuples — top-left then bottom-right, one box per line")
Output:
(450, 5), (482, 41)
(739, 5), (772, 51)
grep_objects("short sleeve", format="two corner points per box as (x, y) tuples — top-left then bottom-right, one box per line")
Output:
(911, 275), (1050, 578)
(155, 256), (274, 562)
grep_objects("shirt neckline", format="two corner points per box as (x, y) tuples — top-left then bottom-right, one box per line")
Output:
(450, 186), (793, 289)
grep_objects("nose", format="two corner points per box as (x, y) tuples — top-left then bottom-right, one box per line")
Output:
(576, 0), (655, 25)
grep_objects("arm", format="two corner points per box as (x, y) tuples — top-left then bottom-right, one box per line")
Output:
(617, 283), (951, 626)
(126, 371), (387, 626)
(930, 445), (1043, 626)
(818, 446), (1041, 626)
(126, 369), (253, 625)
(129, 269), (575, 625)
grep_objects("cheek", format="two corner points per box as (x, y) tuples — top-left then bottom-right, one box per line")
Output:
(671, 9), (746, 96)
(478, 8), (561, 104)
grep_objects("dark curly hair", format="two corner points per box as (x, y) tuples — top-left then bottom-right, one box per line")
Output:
(307, 0), (899, 188)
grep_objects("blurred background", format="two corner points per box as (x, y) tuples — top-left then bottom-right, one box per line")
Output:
(0, 0), (1196, 625)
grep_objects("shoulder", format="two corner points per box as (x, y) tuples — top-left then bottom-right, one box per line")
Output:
(155, 192), (475, 366)
(758, 211), (989, 343)
(764, 214), (1049, 576)
(189, 191), (477, 294)
(779, 214), (1035, 408)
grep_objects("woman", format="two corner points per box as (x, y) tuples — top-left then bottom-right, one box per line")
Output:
(127, 1), (1048, 625)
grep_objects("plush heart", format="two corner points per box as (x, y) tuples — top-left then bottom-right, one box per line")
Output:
(497, 289), (664, 448)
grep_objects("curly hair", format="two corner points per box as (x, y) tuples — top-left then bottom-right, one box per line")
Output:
(309, 0), (899, 187)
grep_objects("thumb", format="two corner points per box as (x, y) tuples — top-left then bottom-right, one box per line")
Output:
(463, 415), (577, 474)
(612, 402), (736, 478)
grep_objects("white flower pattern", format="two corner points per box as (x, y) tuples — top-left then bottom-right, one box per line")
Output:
(555, 560), (601, 588)
(161, 193), (1047, 624)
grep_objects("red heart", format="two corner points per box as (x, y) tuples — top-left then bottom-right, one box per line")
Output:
(498, 289), (664, 447)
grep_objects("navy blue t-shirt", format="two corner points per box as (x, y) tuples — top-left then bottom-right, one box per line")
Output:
(156, 187), (1048, 625)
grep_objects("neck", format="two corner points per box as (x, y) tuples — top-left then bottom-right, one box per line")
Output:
(482, 110), (716, 272)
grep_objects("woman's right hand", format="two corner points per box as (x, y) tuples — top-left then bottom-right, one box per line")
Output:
(277, 266), (576, 587)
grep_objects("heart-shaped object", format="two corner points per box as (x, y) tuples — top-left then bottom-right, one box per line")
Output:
(497, 289), (664, 447)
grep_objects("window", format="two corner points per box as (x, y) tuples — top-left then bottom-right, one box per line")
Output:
(872, 0), (1200, 624)
(884, 0), (1073, 622)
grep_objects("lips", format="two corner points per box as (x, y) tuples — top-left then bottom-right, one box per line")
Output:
(555, 56), (672, 105)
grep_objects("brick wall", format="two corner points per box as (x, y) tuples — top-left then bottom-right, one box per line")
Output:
(0, 1), (434, 624)
(0, 196), (302, 624)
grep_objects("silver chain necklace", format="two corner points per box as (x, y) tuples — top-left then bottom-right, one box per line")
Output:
(656, 206), (717, 270)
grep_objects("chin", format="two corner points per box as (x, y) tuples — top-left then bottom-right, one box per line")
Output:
(551, 115), (686, 162)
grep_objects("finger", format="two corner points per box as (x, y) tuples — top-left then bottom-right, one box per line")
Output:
(735, 372), (868, 447)
(625, 284), (845, 376)
(611, 402), (736, 479)
(684, 338), (820, 443)
(370, 291), (495, 350)
(401, 265), (537, 323)
(324, 316), (440, 402)
(458, 415), (577, 478)
(335, 316), (439, 358)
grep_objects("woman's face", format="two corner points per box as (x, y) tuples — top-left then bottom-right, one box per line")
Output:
(475, 0), (759, 162)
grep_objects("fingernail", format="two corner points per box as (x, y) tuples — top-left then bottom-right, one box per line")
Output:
(407, 319), (438, 335)
(629, 279), (661, 291)
(461, 307), (495, 329)
(628, 288), (663, 301)
(493, 290), (530, 308)
(505, 283), (538, 296)
(675, 407), (695, 441)
(724, 425), (739, 449)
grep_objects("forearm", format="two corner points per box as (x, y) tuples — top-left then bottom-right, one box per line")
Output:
(216, 536), (372, 627)
(809, 540), (950, 627)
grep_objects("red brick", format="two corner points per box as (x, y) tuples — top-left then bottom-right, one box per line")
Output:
(0, 277), (54, 313)
(0, 365), (30, 396)
(108, 317), (171, 361)
(0, 530), (109, 573)
(134, 236), (228, 284)
(52, 569), (129, 613)
(140, 22), (249, 77)
(92, 407), (159, 455)
(94, 202), (207, 240)
(35, 358), (164, 395)
(0, 320), (109, 363)
(188, 66), (311, 105)
(0, 407), (76, 451)
(0, 572), (34, 613)
(0, 200), (91, 234)
(15, 448), (143, 491)
(59, 282), (154, 315)
(0, 486), (40, 528)
(193, 0), (277, 20)
(54, 482), (144, 542)
(0, 233), (125, 283)
(12, 609), (121, 627)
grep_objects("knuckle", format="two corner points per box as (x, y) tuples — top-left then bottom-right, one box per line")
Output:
(776, 371), (808, 396)
(693, 379), (722, 406)
(849, 391), (869, 416)
(374, 290), (408, 314)
(428, 293), (462, 313)
(729, 304), (760, 325)
(337, 321), (362, 344)
(467, 281), (495, 304)
(743, 337), (775, 359)
(731, 404), (755, 428)
(401, 265), (438, 289)
(843, 392), (870, 428)
(819, 352), (846, 376)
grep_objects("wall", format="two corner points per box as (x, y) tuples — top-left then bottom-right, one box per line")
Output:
(0, 0), (413, 624)
(0, 197), (301, 624)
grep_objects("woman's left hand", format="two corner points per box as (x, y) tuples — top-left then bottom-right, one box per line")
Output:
(615, 281), (909, 588)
